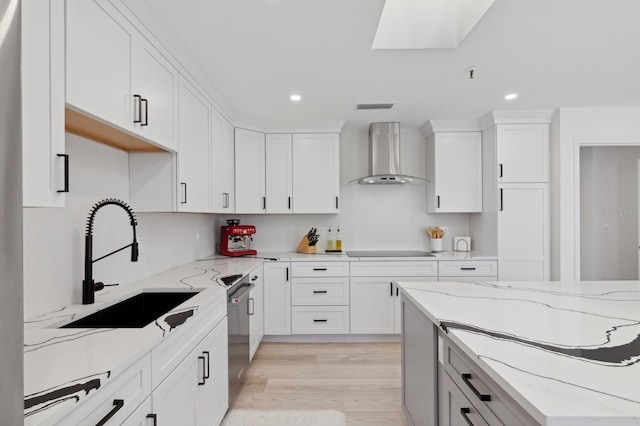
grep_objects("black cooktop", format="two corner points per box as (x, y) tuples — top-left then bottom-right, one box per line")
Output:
(346, 250), (435, 257)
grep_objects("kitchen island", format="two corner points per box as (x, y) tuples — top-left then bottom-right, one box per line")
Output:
(398, 279), (640, 426)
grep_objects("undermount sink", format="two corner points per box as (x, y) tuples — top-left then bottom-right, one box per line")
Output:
(61, 291), (200, 329)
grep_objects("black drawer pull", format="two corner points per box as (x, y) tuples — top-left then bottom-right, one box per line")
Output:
(462, 373), (491, 401)
(460, 267), (476, 271)
(57, 154), (69, 193)
(390, 282), (393, 296)
(313, 290), (328, 294)
(460, 407), (474, 426)
(146, 413), (157, 426)
(285, 267), (289, 281)
(96, 399), (124, 426)
(313, 319), (327, 322)
(499, 163), (503, 178)
(313, 268), (327, 271)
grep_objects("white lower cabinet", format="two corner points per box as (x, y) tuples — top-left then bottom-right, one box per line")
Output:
(438, 369), (488, 426)
(122, 396), (153, 426)
(249, 266), (264, 361)
(263, 261), (291, 335)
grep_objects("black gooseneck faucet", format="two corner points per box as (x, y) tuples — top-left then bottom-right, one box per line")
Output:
(83, 198), (139, 304)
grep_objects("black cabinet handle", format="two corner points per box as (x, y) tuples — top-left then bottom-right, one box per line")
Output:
(460, 267), (476, 271)
(141, 98), (148, 126)
(133, 95), (142, 123)
(96, 399), (124, 426)
(198, 356), (206, 385)
(203, 350), (210, 379)
(499, 188), (503, 211)
(285, 267), (289, 281)
(313, 290), (328, 294)
(437, 195), (441, 208)
(462, 373), (491, 401)
(146, 414), (157, 426)
(181, 182), (187, 204)
(313, 319), (327, 322)
(396, 287), (399, 297)
(288, 196), (291, 210)
(263, 196), (266, 210)
(57, 154), (69, 193)
(335, 196), (339, 209)
(248, 297), (255, 315)
(499, 163), (503, 178)
(313, 268), (327, 271)
(390, 282), (393, 296)
(251, 275), (258, 281)
(460, 408), (474, 426)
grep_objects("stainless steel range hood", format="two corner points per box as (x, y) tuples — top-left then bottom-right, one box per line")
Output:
(349, 122), (426, 185)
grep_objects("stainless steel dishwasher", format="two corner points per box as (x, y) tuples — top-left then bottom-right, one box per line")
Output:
(226, 275), (254, 403)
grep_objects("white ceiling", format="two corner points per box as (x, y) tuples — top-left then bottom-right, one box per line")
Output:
(130, 0), (640, 129)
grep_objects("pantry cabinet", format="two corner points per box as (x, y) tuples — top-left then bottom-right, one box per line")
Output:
(425, 131), (482, 213)
(292, 134), (340, 213)
(265, 134), (293, 213)
(235, 129), (266, 214)
(263, 262), (292, 335)
(22, 0), (66, 207)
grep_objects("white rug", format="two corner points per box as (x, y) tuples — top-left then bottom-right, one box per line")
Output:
(221, 409), (346, 426)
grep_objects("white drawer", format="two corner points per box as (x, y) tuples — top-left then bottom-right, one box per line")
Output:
(151, 293), (226, 388)
(292, 277), (349, 306)
(58, 353), (151, 426)
(438, 276), (497, 282)
(438, 261), (497, 277)
(291, 306), (350, 334)
(291, 261), (350, 277)
(350, 261), (438, 277)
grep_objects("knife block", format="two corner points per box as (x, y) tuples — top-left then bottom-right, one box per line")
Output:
(296, 236), (316, 254)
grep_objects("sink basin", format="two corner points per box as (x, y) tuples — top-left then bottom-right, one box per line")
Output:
(61, 291), (200, 329)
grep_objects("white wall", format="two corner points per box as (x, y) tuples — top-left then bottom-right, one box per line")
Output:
(580, 146), (640, 280)
(216, 128), (471, 252)
(23, 134), (216, 319)
(552, 108), (640, 280)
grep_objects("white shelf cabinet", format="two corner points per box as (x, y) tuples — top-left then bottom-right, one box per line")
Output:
(263, 261), (291, 335)
(212, 116), (236, 213)
(497, 124), (549, 183)
(292, 134), (340, 213)
(22, 0), (66, 207)
(265, 134), (293, 213)
(235, 128), (266, 214)
(426, 132), (482, 213)
(249, 266), (264, 361)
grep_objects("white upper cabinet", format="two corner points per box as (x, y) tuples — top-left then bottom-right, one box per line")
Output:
(132, 39), (179, 152)
(22, 0), (66, 207)
(265, 134), (293, 213)
(496, 124), (549, 183)
(235, 129), (266, 214)
(66, 0), (177, 152)
(67, 0), (134, 133)
(292, 133), (340, 213)
(177, 77), (212, 212)
(220, 119), (236, 212)
(426, 132), (482, 213)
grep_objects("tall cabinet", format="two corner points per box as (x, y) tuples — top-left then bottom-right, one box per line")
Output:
(470, 112), (552, 281)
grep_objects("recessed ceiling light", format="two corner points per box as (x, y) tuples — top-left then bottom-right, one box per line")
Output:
(504, 93), (518, 101)
(290, 94), (302, 102)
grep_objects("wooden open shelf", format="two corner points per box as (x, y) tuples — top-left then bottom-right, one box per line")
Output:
(65, 108), (166, 153)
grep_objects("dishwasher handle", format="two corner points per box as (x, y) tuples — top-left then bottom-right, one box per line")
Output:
(228, 282), (255, 303)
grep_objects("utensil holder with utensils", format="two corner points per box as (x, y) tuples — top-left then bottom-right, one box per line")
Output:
(427, 226), (444, 253)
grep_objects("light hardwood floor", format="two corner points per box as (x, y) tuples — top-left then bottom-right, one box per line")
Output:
(231, 342), (409, 426)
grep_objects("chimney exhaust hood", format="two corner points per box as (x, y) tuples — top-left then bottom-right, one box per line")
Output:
(349, 122), (427, 185)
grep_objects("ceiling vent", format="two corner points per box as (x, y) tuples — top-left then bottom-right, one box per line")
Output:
(356, 103), (394, 110)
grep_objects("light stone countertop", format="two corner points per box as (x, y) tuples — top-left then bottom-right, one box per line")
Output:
(398, 279), (640, 425)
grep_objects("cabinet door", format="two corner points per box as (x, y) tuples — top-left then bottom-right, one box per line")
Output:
(210, 111), (225, 212)
(498, 183), (549, 280)
(196, 319), (229, 426)
(235, 129), (266, 213)
(292, 134), (340, 213)
(497, 124), (549, 183)
(439, 370), (489, 426)
(152, 349), (198, 425)
(177, 77), (212, 212)
(265, 134), (293, 213)
(429, 132), (482, 213)
(122, 396), (153, 426)
(214, 117), (236, 213)
(133, 39), (178, 151)
(66, 0), (134, 133)
(393, 277), (437, 334)
(263, 262), (291, 335)
(350, 277), (395, 334)
(249, 268), (264, 361)
(22, 0), (66, 207)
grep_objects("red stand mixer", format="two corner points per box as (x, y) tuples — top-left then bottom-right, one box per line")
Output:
(219, 219), (257, 257)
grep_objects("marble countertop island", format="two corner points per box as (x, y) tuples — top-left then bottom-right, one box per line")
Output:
(398, 279), (640, 425)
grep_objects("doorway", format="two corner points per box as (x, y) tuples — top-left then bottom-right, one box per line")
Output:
(579, 146), (640, 280)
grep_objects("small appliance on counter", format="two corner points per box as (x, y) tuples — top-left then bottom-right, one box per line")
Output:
(219, 219), (257, 257)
